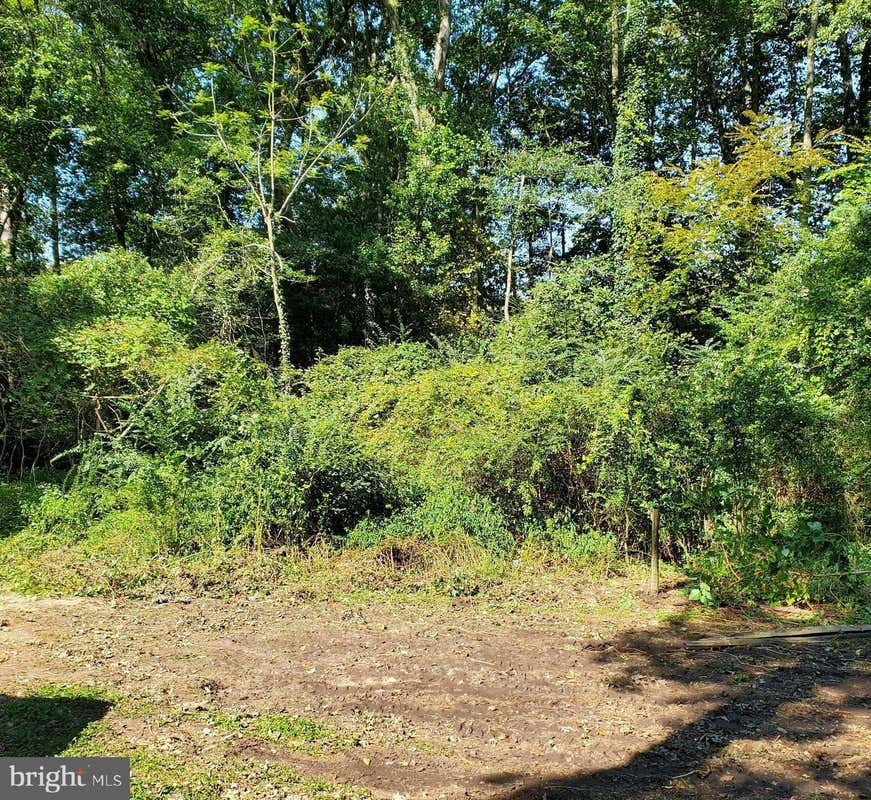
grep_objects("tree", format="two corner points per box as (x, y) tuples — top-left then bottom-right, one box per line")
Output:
(174, 10), (377, 375)
(801, 0), (821, 225)
(489, 143), (580, 321)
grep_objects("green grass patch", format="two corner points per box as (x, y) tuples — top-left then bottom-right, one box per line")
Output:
(209, 711), (360, 751)
(0, 683), (115, 756)
(1, 683), (369, 799)
(124, 749), (370, 800)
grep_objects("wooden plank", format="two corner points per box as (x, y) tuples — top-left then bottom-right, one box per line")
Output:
(686, 624), (871, 648)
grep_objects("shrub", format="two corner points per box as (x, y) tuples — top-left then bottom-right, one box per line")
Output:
(192, 399), (408, 547)
(26, 250), (194, 331)
(0, 251), (196, 472)
(302, 342), (441, 409)
(520, 513), (618, 569)
(687, 500), (864, 606)
(348, 488), (513, 556)
(353, 360), (592, 519)
(0, 477), (62, 538)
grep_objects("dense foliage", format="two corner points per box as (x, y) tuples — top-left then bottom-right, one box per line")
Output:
(1, 0), (869, 607)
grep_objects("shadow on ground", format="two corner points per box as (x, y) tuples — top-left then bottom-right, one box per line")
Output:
(488, 619), (871, 800)
(0, 694), (112, 756)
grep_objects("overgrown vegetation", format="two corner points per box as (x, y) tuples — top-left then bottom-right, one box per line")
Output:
(1, 0), (869, 611)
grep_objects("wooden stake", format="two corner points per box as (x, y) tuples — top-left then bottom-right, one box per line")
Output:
(648, 506), (660, 595)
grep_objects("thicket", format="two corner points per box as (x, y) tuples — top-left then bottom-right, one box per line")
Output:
(2, 173), (869, 604)
(1, 0), (869, 608)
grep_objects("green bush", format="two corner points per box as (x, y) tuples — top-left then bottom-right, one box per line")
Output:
(0, 251), (197, 471)
(0, 477), (62, 538)
(189, 399), (408, 548)
(25, 250), (193, 330)
(521, 513), (618, 569)
(687, 500), (865, 606)
(348, 488), (513, 556)
(353, 360), (593, 519)
(1, 197), (868, 607)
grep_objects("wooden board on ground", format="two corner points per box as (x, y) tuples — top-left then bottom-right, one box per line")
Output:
(686, 624), (871, 648)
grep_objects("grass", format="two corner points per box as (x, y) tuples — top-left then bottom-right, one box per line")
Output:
(0, 475), (627, 601)
(0, 683), (370, 800)
(0, 683), (114, 756)
(0, 525), (629, 604)
(207, 711), (361, 751)
(2, 477), (860, 619)
(0, 475), (64, 540)
(119, 753), (371, 800)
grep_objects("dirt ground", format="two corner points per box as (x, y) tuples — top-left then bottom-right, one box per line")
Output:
(0, 583), (869, 799)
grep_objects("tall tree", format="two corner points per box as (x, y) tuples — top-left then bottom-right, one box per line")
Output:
(175, 9), (376, 374)
(802, 0), (820, 224)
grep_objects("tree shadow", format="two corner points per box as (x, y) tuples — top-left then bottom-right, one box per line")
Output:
(0, 693), (112, 756)
(487, 618), (871, 799)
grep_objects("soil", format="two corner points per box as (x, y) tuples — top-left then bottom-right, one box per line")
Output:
(0, 585), (868, 799)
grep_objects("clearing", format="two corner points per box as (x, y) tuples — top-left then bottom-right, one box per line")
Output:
(0, 580), (868, 799)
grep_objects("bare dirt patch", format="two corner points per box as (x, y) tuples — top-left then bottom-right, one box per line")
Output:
(0, 584), (868, 799)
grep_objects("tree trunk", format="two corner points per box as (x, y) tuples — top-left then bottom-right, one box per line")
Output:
(746, 33), (763, 114)
(386, 0), (428, 128)
(433, 0), (451, 93)
(707, 70), (733, 163)
(857, 38), (871, 137)
(801, 0), (819, 226)
(740, 32), (764, 114)
(50, 173), (61, 272)
(6, 187), (23, 264)
(648, 506), (660, 595)
(114, 221), (127, 250)
(503, 240), (515, 323)
(271, 261), (292, 375)
(504, 174), (525, 323)
(612, 1), (648, 180)
(837, 34), (855, 136)
(0, 184), (14, 259)
(265, 216), (293, 375)
(110, 174), (129, 250)
(363, 281), (376, 346)
(803, 0), (818, 152)
(703, 513), (714, 538)
(610, 2), (621, 129)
